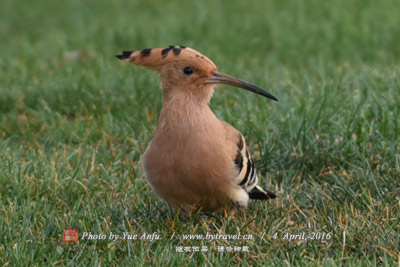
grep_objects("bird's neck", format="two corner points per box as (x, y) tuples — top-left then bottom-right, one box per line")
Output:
(158, 92), (216, 129)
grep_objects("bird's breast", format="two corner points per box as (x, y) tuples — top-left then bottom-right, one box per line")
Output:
(143, 117), (227, 174)
(142, 111), (236, 202)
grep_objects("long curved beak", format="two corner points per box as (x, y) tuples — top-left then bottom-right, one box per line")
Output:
(204, 71), (278, 101)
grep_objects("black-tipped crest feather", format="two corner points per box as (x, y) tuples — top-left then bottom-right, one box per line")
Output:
(116, 51), (133, 60)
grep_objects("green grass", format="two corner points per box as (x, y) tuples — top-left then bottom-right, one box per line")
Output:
(1, 0), (399, 265)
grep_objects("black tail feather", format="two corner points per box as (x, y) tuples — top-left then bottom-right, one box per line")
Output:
(249, 185), (276, 200)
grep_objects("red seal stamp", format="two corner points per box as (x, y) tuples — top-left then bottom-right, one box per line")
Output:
(64, 229), (78, 242)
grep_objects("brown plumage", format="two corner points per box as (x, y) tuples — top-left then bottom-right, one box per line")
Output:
(117, 46), (277, 212)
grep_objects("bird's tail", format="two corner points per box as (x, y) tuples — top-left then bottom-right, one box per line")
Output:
(248, 185), (276, 200)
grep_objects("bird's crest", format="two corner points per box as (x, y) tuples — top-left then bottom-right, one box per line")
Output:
(116, 45), (216, 71)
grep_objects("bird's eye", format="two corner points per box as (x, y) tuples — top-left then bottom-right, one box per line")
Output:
(183, 66), (194, 75)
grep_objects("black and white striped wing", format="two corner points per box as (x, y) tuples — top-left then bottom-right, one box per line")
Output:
(233, 134), (276, 200)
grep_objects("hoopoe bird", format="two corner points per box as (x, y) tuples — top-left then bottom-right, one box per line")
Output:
(117, 46), (277, 212)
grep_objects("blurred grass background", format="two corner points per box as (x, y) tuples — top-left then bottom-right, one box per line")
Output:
(0, 0), (399, 265)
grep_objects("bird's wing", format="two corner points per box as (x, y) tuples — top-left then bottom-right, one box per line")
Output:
(221, 121), (276, 201)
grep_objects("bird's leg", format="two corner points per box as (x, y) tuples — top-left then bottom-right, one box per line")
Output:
(223, 208), (229, 218)
(188, 209), (193, 217)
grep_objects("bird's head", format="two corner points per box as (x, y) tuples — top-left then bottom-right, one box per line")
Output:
(117, 46), (277, 103)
